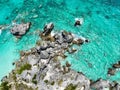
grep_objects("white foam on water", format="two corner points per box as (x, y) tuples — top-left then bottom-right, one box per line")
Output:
(75, 18), (84, 25)
(0, 30), (2, 35)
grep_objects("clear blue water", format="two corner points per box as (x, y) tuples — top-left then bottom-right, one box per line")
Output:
(0, 0), (120, 81)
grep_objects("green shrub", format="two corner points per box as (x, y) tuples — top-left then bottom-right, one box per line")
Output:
(33, 74), (36, 79)
(44, 80), (49, 84)
(51, 81), (55, 85)
(0, 81), (10, 90)
(17, 64), (31, 74)
(64, 83), (77, 90)
(32, 74), (37, 84)
(32, 80), (37, 85)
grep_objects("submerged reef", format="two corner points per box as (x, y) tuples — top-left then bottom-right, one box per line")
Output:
(0, 22), (120, 90)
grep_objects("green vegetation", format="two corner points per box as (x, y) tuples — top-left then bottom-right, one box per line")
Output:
(58, 79), (63, 86)
(44, 80), (49, 84)
(0, 81), (10, 90)
(32, 74), (37, 84)
(12, 74), (17, 81)
(32, 80), (37, 85)
(51, 81), (55, 85)
(32, 74), (36, 80)
(17, 63), (31, 74)
(64, 83), (77, 90)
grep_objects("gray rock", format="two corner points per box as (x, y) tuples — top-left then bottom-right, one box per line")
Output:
(113, 63), (120, 68)
(116, 84), (120, 90)
(11, 22), (31, 37)
(40, 46), (48, 50)
(110, 82), (120, 90)
(65, 34), (73, 43)
(37, 46), (48, 54)
(40, 51), (49, 59)
(62, 31), (73, 43)
(91, 79), (110, 90)
(43, 22), (54, 36)
(47, 42), (55, 48)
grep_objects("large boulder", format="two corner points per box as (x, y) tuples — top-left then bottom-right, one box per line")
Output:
(42, 22), (54, 36)
(11, 22), (31, 38)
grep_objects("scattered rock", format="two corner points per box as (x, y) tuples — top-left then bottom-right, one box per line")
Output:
(74, 18), (84, 26)
(113, 63), (120, 68)
(108, 68), (116, 75)
(73, 38), (84, 45)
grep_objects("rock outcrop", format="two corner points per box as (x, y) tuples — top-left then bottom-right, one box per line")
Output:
(42, 22), (54, 36)
(10, 22), (31, 38)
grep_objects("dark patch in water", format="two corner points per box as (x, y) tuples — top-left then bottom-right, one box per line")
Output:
(105, 15), (110, 19)
(96, 11), (100, 14)
(87, 11), (92, 17)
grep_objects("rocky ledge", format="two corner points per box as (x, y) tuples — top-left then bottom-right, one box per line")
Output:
(0, 22), (120, 90)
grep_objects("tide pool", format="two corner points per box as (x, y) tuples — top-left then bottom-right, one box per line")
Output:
(0, 0), (120, 82)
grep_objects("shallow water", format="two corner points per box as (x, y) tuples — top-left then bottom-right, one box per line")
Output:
(0, 0), (120, 81)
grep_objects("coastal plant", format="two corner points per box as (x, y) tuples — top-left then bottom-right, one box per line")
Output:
(44, 80), (49, 84)
(51, 81), (55, 85)
(58, 79), (63, 86)
(64, 83), (77, 90)
(0, 81), (10, 90)
(17, 63), (31, 74)
(32, 74), (37, 84)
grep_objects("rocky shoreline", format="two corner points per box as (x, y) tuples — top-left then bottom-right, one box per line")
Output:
(0, 22), (120, 90)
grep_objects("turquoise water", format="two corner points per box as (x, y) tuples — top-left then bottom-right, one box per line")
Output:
(0, 0), (120, 81)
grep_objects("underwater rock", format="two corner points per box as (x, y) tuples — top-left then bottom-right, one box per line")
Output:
(11, 22), (31, 38)
(42, 22), (54, 36)
(108, 68), (116, 75)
